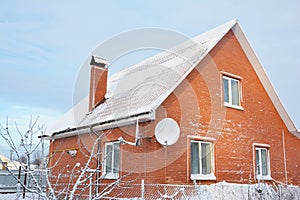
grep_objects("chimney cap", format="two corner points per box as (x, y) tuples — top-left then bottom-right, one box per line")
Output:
(90, 55), (109, 67)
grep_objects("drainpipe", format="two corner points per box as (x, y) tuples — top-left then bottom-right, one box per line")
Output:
(90, 125), (109, 197)
(282, 129), (288, 184)
(90, 125), (101, 197)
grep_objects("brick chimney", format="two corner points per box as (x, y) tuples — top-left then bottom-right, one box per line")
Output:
(89, 55), (109, 111)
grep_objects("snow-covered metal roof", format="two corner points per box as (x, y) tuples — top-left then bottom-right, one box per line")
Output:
(78, 19), (238, 128)
(50, 18), (299, 139)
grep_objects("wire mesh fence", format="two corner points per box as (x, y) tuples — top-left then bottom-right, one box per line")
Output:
(0, 169), (46, 193)
(98, 181), (300, 200)
(3, 174), (298, 200)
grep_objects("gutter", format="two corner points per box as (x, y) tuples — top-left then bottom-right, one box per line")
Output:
(47, 110), (155, 140)
(290, 130), (300, 139)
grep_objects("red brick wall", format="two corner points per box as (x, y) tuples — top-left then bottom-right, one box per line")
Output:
(89, 66), (108, 111)
(208, 30), (300, 185)
(49, 30), (300, 187)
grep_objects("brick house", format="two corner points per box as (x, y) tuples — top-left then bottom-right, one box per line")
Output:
(48, 19), (300, 192)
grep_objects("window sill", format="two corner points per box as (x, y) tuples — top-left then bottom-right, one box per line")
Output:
(191, 174), (216, 180)
(101, 173), (119, 180)
(224, 103), (244, 111)
(256, 175), (272, 181)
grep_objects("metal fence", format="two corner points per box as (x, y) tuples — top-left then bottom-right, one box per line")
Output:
(0, 169), (46, 194)
(97, 181), (300, 200)
(2, 172), (299, 200)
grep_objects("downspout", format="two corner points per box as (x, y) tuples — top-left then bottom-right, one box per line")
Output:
(90, 125), (101, 197)
(282, 129), (288, 184)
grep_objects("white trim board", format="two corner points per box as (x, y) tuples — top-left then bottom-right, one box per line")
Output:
(232, 23), (300, 139)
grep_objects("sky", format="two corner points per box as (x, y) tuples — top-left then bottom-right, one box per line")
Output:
(0, 1), (299, 157)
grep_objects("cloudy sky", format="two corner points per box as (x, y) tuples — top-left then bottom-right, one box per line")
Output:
(0, 1), (299, 157)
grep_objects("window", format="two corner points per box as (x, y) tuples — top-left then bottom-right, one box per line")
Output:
(103, 141), (120, 179)
(255, 147), (271, 179)
(223, 75), (242, 108)
(190, 140), (216, 180)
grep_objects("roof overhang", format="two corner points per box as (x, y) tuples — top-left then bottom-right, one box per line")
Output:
(232, 23), (299, 138)
(49, 110), (155, 140)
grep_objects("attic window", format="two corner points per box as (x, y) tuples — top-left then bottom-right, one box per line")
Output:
(222, 74), (243, 110)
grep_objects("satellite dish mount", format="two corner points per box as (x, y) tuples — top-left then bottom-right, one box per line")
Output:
(118, 119), (141, 146)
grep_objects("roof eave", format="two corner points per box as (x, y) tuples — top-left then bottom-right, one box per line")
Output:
(48, 110), (155, 140)
(290, 130), (300, 139)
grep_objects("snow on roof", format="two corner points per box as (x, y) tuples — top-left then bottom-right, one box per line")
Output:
(45, 18), (300, 140)
(49, 19), (300, 139)
(49, 19), (238, 136)
(0, 154), (9, 162)
(0, 154), (24, 170)
(90, 55), (109, 66)
(78, 19), (238, 128)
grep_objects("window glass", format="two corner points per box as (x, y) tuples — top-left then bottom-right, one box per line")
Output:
(255, 147), (270, 178)
(255, 149), (260, 175)
(106, 144), (113, 173)
(191, 141), (213, 176)
(113, 143), (120, 173)
(231, 79), (239, 105)
(191, 142), (200, 174)
(201, 143), (212, 174)
(223, 78), (229, 103)
(222, 75), (241, 107)
(261, 149), (268, 176)
(104, 142), (120, 178)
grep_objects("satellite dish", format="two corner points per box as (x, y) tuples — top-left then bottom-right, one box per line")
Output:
(155, 118), (180, 146)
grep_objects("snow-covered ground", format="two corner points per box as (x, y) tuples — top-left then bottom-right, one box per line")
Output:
(0, 193), (39, 200)
(189, 182), (300, 200)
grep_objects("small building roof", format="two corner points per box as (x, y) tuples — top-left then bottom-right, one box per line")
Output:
(0, 154), (24, 170)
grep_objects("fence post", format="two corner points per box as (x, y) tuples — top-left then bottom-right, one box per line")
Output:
(279, 185), (281, 200)
(16, 182), (22, 200)
(141, 179), (145, 200)
(23, 166), (27, 199)
(89, 173), (93, 200)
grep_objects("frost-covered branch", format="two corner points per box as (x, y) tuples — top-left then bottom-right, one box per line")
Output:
(0, 116), (49, 199)
(1, 117), (133, 199)
(68, 136), (101, 200)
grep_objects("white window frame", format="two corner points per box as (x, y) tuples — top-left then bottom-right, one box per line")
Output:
(102, 141), (120, 179)
(190, 140), (216, 180)
(222, 75), (243, 110)
(254, 146), (272, 180)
